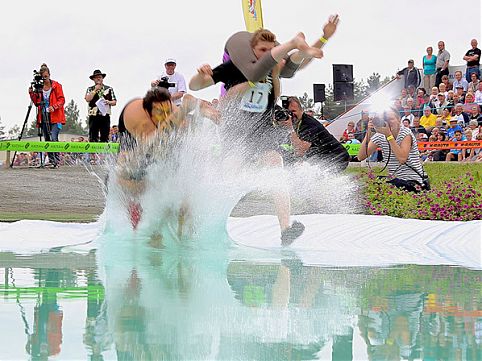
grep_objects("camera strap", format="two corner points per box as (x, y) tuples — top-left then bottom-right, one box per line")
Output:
(366, 131), (390, 174)
(395, 162), (428, 180)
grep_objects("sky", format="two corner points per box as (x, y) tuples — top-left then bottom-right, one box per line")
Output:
(0, 0), (480, 131)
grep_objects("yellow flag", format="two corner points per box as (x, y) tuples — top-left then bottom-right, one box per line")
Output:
(242, 0), (264, 33)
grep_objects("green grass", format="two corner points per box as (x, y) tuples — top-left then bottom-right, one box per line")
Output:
(0, 212), (98, 223)
(348, 162), (482, 186)
(423, 162), (482, 185)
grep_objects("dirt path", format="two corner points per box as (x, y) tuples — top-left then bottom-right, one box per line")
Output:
(0, 165), (274, 221)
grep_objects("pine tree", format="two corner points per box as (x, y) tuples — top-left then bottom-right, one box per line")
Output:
(26, 119), (39, 137)
(8, 125), (21, 139)
(0, 117), (6, 139)
(299, 92), (315, 110)
(64, 100), (86, 135)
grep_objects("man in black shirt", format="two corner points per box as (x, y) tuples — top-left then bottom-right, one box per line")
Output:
(463, 39), (481, 82)
(286, 97), (349, 171)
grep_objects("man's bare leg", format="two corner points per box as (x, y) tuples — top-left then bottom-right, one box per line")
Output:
(260, 151), (291, 231)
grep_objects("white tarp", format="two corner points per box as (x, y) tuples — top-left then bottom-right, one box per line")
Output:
(228, 214), (482, 269)
(1, 214), (480, 269)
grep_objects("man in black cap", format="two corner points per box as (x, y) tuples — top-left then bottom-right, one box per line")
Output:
(85, 69), (117, 142)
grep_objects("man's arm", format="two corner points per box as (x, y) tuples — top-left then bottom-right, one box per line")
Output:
(85, 84), (103, 102)
(171, 74), (187, 101)
(442, 53), (450, 70)
(280, 114), (312, 157)
(170, 91), (185, 102)
(395, 68), (406, 79)
(189, 64), (215, 91)
(463, 50), (479, 62)
(291, 131), (311, 157)
(175, 94), (220, 124)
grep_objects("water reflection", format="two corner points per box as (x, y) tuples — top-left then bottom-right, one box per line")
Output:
(26, 270), (64, 359)
(1, 251), (481, 360)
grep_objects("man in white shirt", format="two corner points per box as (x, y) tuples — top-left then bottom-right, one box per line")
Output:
(151, 58), (187, 106)
(452, 70), (469, 93)
(434, 93), (449, 115)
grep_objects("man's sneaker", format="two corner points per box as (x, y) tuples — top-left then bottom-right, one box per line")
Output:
(281, 220), (305, 246)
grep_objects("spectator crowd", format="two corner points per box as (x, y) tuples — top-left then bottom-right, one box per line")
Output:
(13, 37), (482, 168)
(339, 38), (482, 163)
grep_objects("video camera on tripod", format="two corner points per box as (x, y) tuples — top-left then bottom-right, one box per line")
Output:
(30, 70), (44, 93)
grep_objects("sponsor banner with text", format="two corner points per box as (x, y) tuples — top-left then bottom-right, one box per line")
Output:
(0, 140), (119, 154)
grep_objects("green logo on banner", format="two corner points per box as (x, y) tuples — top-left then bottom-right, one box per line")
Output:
(0, 140), (120, 154)
(342, 143), (361, 156)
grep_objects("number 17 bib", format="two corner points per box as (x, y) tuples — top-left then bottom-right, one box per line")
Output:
(240, 82), (271, 113)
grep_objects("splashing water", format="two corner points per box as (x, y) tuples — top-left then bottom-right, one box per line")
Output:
(100, 97), (361, 250)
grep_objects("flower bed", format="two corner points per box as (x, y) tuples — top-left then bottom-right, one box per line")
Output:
(353, 164), (482, 221)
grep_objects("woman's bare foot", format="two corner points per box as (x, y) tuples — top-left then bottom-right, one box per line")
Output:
(291, 32), (323, 59)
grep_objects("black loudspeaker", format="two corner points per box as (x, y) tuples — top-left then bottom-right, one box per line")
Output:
(313, 84), (326, 103)
(333, 64), (353, 83)
(333, 82), (354, 102)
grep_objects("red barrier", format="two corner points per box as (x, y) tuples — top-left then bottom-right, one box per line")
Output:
(418, 141), (482, 150)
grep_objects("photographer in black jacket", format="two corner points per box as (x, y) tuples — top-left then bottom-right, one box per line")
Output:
(284, 96), (349, 171)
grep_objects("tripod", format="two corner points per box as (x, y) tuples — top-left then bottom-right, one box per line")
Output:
(10, 94), (52, 168)
(38, 100), (53, 167)
(10, 101), (34, 167)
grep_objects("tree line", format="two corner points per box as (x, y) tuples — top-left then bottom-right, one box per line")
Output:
(0, 100), (87, 140)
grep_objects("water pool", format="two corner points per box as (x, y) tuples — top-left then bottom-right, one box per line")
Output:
(1, 218), (481, 360)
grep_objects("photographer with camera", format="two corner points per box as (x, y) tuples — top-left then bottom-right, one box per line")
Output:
(150, 58), (186, 106)
(28, 63), (65, 168)
(357, 109), (429, 192)
(283, 97), (349, 171)
(85, 69), (117, 143)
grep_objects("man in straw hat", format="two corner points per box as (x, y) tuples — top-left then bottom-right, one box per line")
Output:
(85, 69), (117, 142)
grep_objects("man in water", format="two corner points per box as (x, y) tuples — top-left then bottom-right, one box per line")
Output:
(188, 17), (339, 245)
(117, 88), (219, 233)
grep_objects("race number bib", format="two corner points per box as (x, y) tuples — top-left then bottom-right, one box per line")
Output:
(239, 82), (271, 113)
